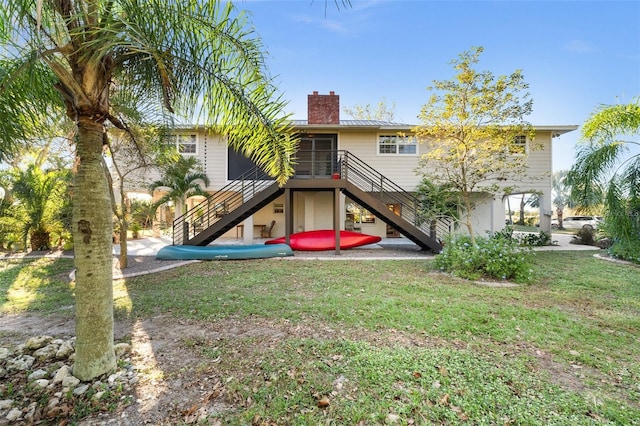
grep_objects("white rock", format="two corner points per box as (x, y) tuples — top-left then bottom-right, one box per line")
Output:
(114, 342), (131, 357)
(93, 391), (105, 401)
(62, 375), (81, 388)
(6, 407), (22, 421)
(73, 384), (90, 396)
(28, 369), (48, 381)
(0, 399), (14, 410)
(53, 365), (72, 384)
(33, 344), (58, 361)
(386, 413), (400, 424)
(34, 379), (50, 388)
(55, 341), (75, 359)
(25, 335), (53, 351)
(0, 347), (11, 361)
(6, 355), (35, 372)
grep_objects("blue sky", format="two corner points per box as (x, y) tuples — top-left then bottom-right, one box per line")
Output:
(236, 0), (640, 172)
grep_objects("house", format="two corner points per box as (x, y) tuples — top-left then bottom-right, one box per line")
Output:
(122, 91), (577, 252)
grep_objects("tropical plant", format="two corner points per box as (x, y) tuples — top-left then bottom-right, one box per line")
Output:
(150, 156), (211, 219)
(4, 165), (70, 251)
(567, 99), (640, 263)
(414, 47), (535, 243)
(550, 170), (573, 229)
(0, 0), (299, 380)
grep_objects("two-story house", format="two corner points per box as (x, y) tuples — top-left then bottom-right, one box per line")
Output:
(121, 91), (577, 252)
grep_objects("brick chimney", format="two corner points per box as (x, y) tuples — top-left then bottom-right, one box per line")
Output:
(307, 91), (340, 125)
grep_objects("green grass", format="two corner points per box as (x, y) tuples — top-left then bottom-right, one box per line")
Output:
(1, 251), (639, 424)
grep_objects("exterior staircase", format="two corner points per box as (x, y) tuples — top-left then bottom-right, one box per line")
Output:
(172, 150), (449, 252)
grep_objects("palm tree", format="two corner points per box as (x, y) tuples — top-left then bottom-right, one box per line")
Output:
(1, 165), (69, 250)
(567, 99), (640, 259)
(551, 171), (573, 229)
(150, 156), (210, 219)
(10, 166), (69, 250)
(0, 1), (297, 380)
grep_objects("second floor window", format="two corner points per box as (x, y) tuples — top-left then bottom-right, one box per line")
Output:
(510, 135), (527, 155)
(166, 134), (197, 154)
(378, 134), (417, 155)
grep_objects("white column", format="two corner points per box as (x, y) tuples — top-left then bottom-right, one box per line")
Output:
(243, 216), (254, 243)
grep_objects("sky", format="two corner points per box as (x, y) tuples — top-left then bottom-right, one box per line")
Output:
(235, 0), (640, 172)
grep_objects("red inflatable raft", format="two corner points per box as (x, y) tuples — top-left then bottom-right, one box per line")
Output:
(265, 230), (382, 251)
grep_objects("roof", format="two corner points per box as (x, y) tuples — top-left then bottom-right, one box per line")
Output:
(292, 119), (413, 130)
(292, 120), (579, 135)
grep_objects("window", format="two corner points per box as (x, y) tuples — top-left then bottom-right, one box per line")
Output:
(176, 134), (197, 154)
(346, 202), (375, 224)
(510, 135), (527, 154)
(166, 134), (198, 154)
(378, 134), (417, 155)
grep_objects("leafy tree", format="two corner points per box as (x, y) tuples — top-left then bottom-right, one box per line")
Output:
(106, 127), (165, 269)
(1, 0), (298, 380)
(567, 99), (640, 261)
(415, 180), (460, 231)
(414, 47), (535, 242)
(343, 98), (397, 121)
(150, 156), (210, 219)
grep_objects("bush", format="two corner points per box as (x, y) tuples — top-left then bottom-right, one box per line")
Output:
(434, 234), (534, 283)
(608, 239), (640, 265)
(573, 226), (595, 245)
(519, 231), (552, 246)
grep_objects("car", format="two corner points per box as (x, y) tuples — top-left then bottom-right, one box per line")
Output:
(551, 216), (601, 231)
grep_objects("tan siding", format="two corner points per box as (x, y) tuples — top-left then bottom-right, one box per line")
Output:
(201, 132), (228, 190)
(339, 131), (423, 191)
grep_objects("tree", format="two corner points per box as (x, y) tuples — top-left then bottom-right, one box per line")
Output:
(1, 1), (298, 380)
(106, 128), (163, 269)
(150, 156), (210, 219)
(551, 170), (573, 229)
(567, 100), (640, 260)
(343, 98), (397, 121)
(414, 47), (535, 242)
(4, 165), (70, 251)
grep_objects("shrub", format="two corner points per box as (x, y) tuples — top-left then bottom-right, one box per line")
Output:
(434, 234), (534, 283)
(519, 231), (552, 246)
(608, 239), (640, 265)
(574, 226), (595, 245)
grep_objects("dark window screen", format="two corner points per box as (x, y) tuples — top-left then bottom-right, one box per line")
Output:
(227, 148), (271, 180)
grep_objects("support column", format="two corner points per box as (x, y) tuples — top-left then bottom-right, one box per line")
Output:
(334, 188), (341, 255)
(243, 215), (253, 243)
(539, 190), (553, 233)
(284, 188), (292, 245)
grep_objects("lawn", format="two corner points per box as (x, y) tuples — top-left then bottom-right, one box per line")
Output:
(1, 251), (639, 424)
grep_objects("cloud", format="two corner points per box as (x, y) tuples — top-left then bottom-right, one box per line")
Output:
(562, 39), (599, 54)
(289, 14), (349, 35)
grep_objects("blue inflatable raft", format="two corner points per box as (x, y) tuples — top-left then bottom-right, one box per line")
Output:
(156, 243), (293, 260)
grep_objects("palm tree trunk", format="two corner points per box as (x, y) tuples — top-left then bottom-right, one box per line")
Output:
(72, 117), (116, 381)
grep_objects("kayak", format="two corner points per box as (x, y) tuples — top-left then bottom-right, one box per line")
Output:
(156, 243), (293, 260)
(265, 230), (381, 251)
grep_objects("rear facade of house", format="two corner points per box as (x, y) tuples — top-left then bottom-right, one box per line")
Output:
(119, 91), (577, 251)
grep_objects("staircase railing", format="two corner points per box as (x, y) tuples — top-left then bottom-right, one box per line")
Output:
(173, 149), (452, 245)
(340, 151), (453, 240)
(172, 167), (274, 245)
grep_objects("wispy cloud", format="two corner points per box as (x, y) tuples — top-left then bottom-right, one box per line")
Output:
(289, 14), (349, 34)
(562, 39), (599, 54)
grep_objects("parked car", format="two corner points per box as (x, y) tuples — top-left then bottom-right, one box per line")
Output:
(551, 216), (601, 230)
